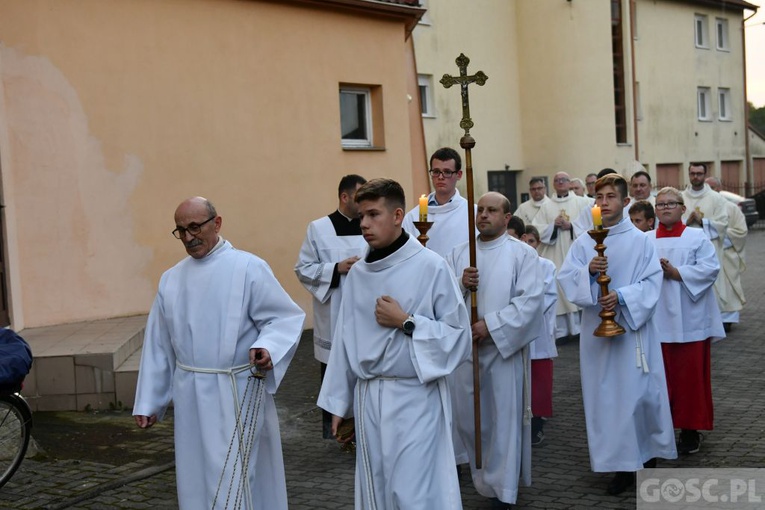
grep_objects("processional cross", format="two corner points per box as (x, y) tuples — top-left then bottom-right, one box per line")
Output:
(441, 53), (487, 469)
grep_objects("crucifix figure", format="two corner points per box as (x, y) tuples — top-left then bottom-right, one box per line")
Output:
(440, 53), (488, 136)
(441, 52), (488, 469)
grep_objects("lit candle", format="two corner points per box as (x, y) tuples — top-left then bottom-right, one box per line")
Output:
(419, 194), (428, 222)
(592, 205), (602, 229)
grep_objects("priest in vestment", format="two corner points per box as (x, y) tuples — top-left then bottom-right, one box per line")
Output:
(318, 179), (471, 510)
(403, 147), (476, 258)
(446, 193), (545, 508)
(648, 187), (724, 456)
(706, 177), (747, 329)
(513, 177), (550, 226)
(532, 172), (592, 341)
(682, 164), (729, 320)
(295, 174), (367, 438)
(557, 175), (676, 496)
(134, 197), (305, 510)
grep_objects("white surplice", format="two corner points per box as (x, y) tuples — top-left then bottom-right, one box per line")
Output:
(717, 200), (747, 321)
(318, 235), (471, 510)
(532, 192), (592, 338)
(531, 257), (559, 361)
(133, 241), (305, 510)
(446, 235), (545, 504)
(403, 189), (475, 258)
(514, 196), (550, 226)
(557, 217), (677, 472)
(648, 227), (725, 343)
(294, 214), (366, 362)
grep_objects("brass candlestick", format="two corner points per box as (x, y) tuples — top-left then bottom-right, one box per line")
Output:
(413, 221), (434, 247)
(588, 227), (626, 338)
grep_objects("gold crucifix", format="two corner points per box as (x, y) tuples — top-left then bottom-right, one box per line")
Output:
(440, 53), (488, 136)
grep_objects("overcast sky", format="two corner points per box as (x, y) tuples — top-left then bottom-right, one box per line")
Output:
(746, 3), (765, 107)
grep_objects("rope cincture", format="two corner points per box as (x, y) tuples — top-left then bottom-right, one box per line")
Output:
(213, 366), (266, 510)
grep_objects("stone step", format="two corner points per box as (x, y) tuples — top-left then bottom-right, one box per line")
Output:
(115, 345), (142, 409)
(20, 315), (147, 412)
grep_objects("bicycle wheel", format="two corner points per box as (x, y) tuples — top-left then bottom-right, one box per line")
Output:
(0, 394), (30, 488)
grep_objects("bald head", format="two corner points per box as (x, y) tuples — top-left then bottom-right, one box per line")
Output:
(553, 172), (571, 196)
(476, 192), (512, 241)
(173, 196), (222, 259)
(705, 177), (722, 192)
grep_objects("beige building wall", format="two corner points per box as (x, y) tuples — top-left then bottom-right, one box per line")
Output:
(516, 1), (636, 179)
(635, 0), (748, 187)
(0, 0), (424, 328)
(412, 0), (524, 198)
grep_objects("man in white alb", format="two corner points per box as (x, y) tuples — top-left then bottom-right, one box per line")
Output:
(446, 192), (545, 509)
(319, 179), (471, 510)
(295, 174), (367, 438)
(134, 197), (305, 510)
(514, 177), (550, 226)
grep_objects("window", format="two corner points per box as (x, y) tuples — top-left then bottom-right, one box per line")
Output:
(612, 0), (628, 143)
(719, 88), (731, 121)
(695, 14), (708, 48)
(716, 18), (729, 51)
(340, 87), (372, 148)
(418, 75), (435, 117)
(697, 87), (711, 121)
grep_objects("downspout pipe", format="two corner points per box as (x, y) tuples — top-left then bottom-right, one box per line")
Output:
(743, 8), (758, 196)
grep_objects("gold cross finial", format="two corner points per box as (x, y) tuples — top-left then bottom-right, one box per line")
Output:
(440, 53), (488, 136)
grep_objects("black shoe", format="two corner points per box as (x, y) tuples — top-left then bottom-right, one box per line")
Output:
(607, 471), (636, 495)
(643, 458), (657, 469)
(489, 497), (512, 509)
(723, 322), (732, 333)
(531, 416), (545, 446)
(677, 429), (702, 454)
(531, 429), (545, 446)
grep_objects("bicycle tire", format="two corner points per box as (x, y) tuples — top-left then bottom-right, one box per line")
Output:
(0, 394), (31, 489)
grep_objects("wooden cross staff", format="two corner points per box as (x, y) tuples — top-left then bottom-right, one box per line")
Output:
(440, 53), (487, 469)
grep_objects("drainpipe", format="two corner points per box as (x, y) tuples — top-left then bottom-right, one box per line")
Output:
(743, 8), (757, 196)
(629, 0), (639, 163)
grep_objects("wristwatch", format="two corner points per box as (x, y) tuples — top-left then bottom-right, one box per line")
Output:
(402, 315), (416, 336)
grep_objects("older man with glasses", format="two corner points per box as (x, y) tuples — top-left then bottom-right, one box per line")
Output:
(403, 147), (477, 258)
(514, 177), (550, 226)
(134, 196), (305, 510)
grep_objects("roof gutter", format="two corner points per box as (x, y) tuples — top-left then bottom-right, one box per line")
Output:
(285, 0), (426, 38)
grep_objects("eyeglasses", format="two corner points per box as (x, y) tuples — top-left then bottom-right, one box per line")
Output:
(172, 216), (216, 239)
(429, 169), (457, 178)
(530, 186), (546, 192)
(655, 201), (683, 210)
(554, 178), (570, 183)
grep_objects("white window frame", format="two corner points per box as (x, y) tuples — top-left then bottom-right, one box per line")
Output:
(716, 18), (729, 51)
(339, 87), (373, 148)
(417, 75), (435, 118)
(718, 88), (732, 121)
(695, 14), (709, 49)
(697, 87), (712, 121)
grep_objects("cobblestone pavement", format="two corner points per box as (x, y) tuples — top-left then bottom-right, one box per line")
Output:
(2, 229), (764, 509)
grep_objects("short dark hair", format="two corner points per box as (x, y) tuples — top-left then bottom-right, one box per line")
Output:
(629, 200), (655, 223)
(595, 173), (628, 200)
(354, 178), (405, 211)
(597, 168), (617, 179)
(338, 174), (367, 198)
(689, 162), (707, 173)
(524, 225), (540, 241)
(507, 215), (525, 234)
(430, 147), (462, 171)
(586, 173), (598, 180)
(630, 170), (652, 183)
(529, 177), (545, 187)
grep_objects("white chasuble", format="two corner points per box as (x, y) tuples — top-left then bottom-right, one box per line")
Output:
(403, 189), (476, 258)
(294, 214), (366, 362)
(648, 227), (725, 343)
(717, 200), (747, 318)
(134, 241), (305, 510)
(446, 235), (545, 504)
(318, 235), (471, 510)
(557, 218), (677, 472)
(514, 196), (549, 226)
(532, 192), (591, 335)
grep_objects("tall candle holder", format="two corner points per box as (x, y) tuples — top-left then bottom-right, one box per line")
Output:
(413, 221), (434, 247)
(588, 227), (626, 338)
